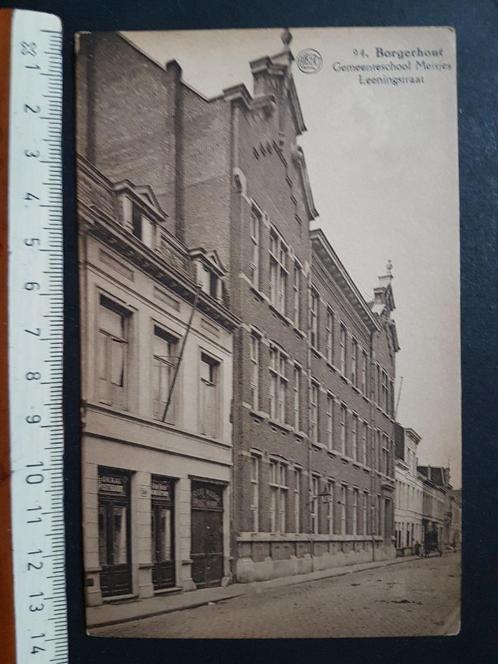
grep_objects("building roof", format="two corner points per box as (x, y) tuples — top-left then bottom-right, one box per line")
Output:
(310, 228), (381, 333)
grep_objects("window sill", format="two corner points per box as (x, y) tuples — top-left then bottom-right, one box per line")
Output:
(312, 442), (326, 451)
(268, 418), (293, 434)
(326, 361), (338, 373)
(249, 284), (267, 302)
(294, 430), (306, 440)
(268, 302), (290, 326)
(352, 385), (361, 395)
(249, 408), (269, 422)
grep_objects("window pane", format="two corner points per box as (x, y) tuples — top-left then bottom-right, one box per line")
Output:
(112, 505), (128, 565)
(110, 339), (125, 386)
(100, 304), (124, 338)
(98, 505), (108, 566)
(97, 331), (107, 380)
(157, 508), (173, 561)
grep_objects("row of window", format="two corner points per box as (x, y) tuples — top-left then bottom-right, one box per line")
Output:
(97, 293), (222, 438)
(250, 209), (304, 328)
(250, 455), (386, 537)
(250, 332), (393, 473)
(249, 209), (395, 415)
(395, 521), (423, 549)
(395, 479), (423, 511)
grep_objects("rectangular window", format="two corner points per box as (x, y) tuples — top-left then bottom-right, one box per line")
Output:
(340, 485), (347, 535)
(371, 431), (376, 471)
(279, 464), (288, 533)
(97, 295), (130, 407)
(250, 207), (261, 289)
(382, 371), (389, 412)
(269, 460), (288, 533)
(250, 333), (260, 410)
(352, 489), (359, 535)
(326, 394), (334, 451)
(250, 454), (260, 532)
(310, 289), (319, 349)
(362, 422), (368, 466)
(294, 468), (301, 534)
(340, 324), (347, 375)
(132, 203), (143, 240)
(269, 345), (288, 424)
(382, 435), (389, 475)
(311, 475), (319, 534)
(377, 495), (382, 535)
(327, 480), (334, 535)
(376, 429), (381, 470)
(361, 351), (368, 394)
(293, 365), (301, 431)
(199, 353), (219, 438)
(352, 414), (358, 461)
(326, 309), (334, 364)
(340, 404), (347, 456)
(351, 339), (358, 386)
(310, 382), (319, 444)
(269, 229), (288, 315)
(293, 262), (301, 328)
(376, 365), (381, 405)
(363, 491), (369, 535)
(152, 326), (177, 422)
(390, 379), (395, 416)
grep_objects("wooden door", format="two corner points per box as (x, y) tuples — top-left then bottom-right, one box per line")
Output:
(191, 482), (224, 588)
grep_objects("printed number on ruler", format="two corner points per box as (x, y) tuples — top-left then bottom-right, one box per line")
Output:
(8, 10), (66, 664)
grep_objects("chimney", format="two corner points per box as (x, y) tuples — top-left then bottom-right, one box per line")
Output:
(165, 60), (185, 242)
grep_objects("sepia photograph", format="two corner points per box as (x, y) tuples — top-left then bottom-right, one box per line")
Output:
(76, 26), (461, 638)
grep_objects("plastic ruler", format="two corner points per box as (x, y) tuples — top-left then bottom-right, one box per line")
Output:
(8, 9), (67, 664)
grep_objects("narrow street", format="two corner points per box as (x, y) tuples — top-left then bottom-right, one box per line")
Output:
(94, 552), (460, 639)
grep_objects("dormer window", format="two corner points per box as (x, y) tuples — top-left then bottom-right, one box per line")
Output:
(119, 193), (156, 250)
(198, 263), (219, 299)
(190, 249), (226, 302)
(131, 202), (154, 248)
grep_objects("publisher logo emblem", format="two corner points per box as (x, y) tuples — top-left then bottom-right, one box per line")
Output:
(296, 48), (323, 73)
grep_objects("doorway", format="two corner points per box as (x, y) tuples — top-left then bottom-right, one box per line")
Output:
(98, 467), (132, 598)
(191, 481), (224, 588)
(151, 475), (175, 590)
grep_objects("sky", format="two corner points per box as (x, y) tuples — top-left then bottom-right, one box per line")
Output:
(124, 27), (461, 487)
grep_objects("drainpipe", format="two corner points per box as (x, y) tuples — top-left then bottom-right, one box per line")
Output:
(306, 266), (314, 571)
(369, 328), (376, 562)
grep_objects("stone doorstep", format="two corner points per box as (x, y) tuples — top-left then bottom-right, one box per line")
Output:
(87, 554), (423, 629)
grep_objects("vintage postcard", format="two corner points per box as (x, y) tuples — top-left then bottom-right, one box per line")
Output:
(76, 26), (460, 638)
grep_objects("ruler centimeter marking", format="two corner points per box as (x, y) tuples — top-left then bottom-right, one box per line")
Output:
(8, 11), (66, 664)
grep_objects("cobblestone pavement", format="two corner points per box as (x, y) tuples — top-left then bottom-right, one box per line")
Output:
(94, 552), (460, 639)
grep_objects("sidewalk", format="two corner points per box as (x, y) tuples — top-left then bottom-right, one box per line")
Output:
(87, 554), (422, 628)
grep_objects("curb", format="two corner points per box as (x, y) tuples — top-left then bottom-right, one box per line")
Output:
(89, 554), (427, 630)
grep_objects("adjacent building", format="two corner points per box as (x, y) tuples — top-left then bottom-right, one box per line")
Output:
(78, 157), (239, 607)
(76, 28), (401, 606)
(394, 424), (424, 554)
(418, 465), (455, 550)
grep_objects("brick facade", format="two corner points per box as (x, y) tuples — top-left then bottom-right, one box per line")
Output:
(77, 30), (400, 588)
